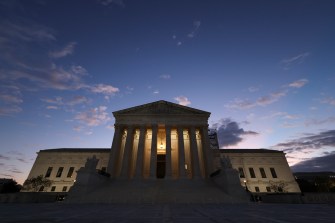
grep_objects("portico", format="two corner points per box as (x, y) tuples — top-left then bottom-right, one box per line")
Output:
(106, 100), (214, 180)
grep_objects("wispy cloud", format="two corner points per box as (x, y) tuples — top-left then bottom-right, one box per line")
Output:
(305, 116), (335, 127)
(0, 20), (56, 44)
(225, 79), (308, 110)
(90, 84), (119, 95)
(281, 52), (310, 70)
(0, 154), (10, 160)
(159, 74), (171, 79)
(74, 106), (111, 127)
(49, 42), (76, 58)
(174, 96), (191, 106)
(248, 86), (259, 93)
(211, 119), (259, 147)
(273, 130), (335, 171)
(291, 152), (335, 172)
(288, 79), (308, 88)
(187, 20), (201, 38)
(226, 90), (287, 109)
(99, 0), (125, 7)
(46, 105), (58, 110)
(153, 90), (159, 94)
(321, 97), (335, 106)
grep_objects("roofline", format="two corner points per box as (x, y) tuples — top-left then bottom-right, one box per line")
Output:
(39, 148), (110, 153)
(219, 149), (283, 154)
(113, 100), (210, 115)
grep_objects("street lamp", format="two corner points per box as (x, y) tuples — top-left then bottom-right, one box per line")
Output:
(244, 179), (249, 192)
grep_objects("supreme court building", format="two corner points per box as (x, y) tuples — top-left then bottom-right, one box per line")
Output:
(24, 100), (300, 203)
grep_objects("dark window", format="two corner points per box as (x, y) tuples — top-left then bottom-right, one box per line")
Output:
(238, 167), (245, 178)
(51, 186), (56, 192)
(67, 167), (75, 178)
(101, 167), (107, 172)
(259, 168), (267, 178)
(270, 168), (277, 178)
(45, 167), (53, 178)
(255, 187), (260, 192)
(62, 186), (67, 192)
(249, 168), (256, 178)
(56, 167), (64, 178)
(39, 186), (44, 192)
(266, 187), (271, 192)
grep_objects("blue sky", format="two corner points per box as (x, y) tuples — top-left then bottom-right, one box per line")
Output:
(1, 0), (335, 184)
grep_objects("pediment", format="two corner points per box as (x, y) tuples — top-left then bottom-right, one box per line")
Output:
(113, 100), (210, 116)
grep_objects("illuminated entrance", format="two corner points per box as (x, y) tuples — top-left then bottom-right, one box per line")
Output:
(156, 154), (166, 178)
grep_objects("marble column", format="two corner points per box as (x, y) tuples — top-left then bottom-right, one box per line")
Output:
(201, 125), (213, 176)
(134, 125), (146, 179)
(120, 125), (134, 178)
(189, 126), (201, 178)
(177, 127), (186, 178)
(107, 124), (122, 177)
(165, 125), (172, 179)
(149, 124), (158, 178)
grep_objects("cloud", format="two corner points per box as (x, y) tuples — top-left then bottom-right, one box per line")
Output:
(273, 130), (335, 153)
(17, 158), (29, 163)
(153, 90), (159, 94)
(99, 0), (125, 7)
(159, 74), (171, 79)
(225, 90), (287, 109)
(226, 79), (308, 110)
(0, 154), (10, 160)
(321, 97), (335, 106)
(90, 84), (119, 95)
(174, 96), (191, 106)
(288, 79), (308, 88)
(46, 106), (58, 110)
(187, 20), (201, 38)
(291, 152), (335, 172)
(0, 20), (56, 44)
(305, 116), (335, 127)
(0, 106), (22, 116)
(67, 96), (90, 106)
(74, 106), (111, 127)
(211, 119), (259, 147)
(281, 52), (310, 70)
(71, 65), (88, 75)
(49, 42), (76, 58)
(0, 85), (23, 115)
(248, 86), (259, 93)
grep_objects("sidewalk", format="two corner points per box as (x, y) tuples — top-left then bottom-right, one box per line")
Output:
(1, 203), (334, 223)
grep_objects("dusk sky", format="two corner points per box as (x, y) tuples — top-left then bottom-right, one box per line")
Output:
(1, 0), (335, 184)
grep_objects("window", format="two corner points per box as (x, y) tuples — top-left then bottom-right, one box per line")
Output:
(67, 167), (75, 178)
(255, 187), (260, 192)
(238, 167), (245, 178)
(249, 168), (256, 178)
(259, 168), (267, 178)
(266, 187), (271, 192)
(270, 168), (277, 178)
(62, 186), (67, 192)
(39, 186), (44, 192)
(45, 167), (53, 178)
(56, 167), (64, 178)
(51, 186), (56, 192)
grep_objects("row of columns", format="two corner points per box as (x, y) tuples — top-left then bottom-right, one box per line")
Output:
(107, 124), (213, 180)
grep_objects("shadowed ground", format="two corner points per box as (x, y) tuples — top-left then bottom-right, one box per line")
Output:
(0, 203), (334, 223)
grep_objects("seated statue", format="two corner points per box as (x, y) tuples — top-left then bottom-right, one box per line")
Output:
(220, 156), (232, 169)
(84, 155), (99, 170)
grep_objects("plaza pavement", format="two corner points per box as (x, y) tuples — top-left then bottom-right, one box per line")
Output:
(0, 203), (334, 223)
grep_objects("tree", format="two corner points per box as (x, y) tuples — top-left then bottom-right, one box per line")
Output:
(0, 179), (22, 193)
(23, 175), (53, 192)
(269, 181), (288, 193)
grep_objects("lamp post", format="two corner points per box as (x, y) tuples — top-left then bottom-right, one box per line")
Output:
(244, 179), (249, 192)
